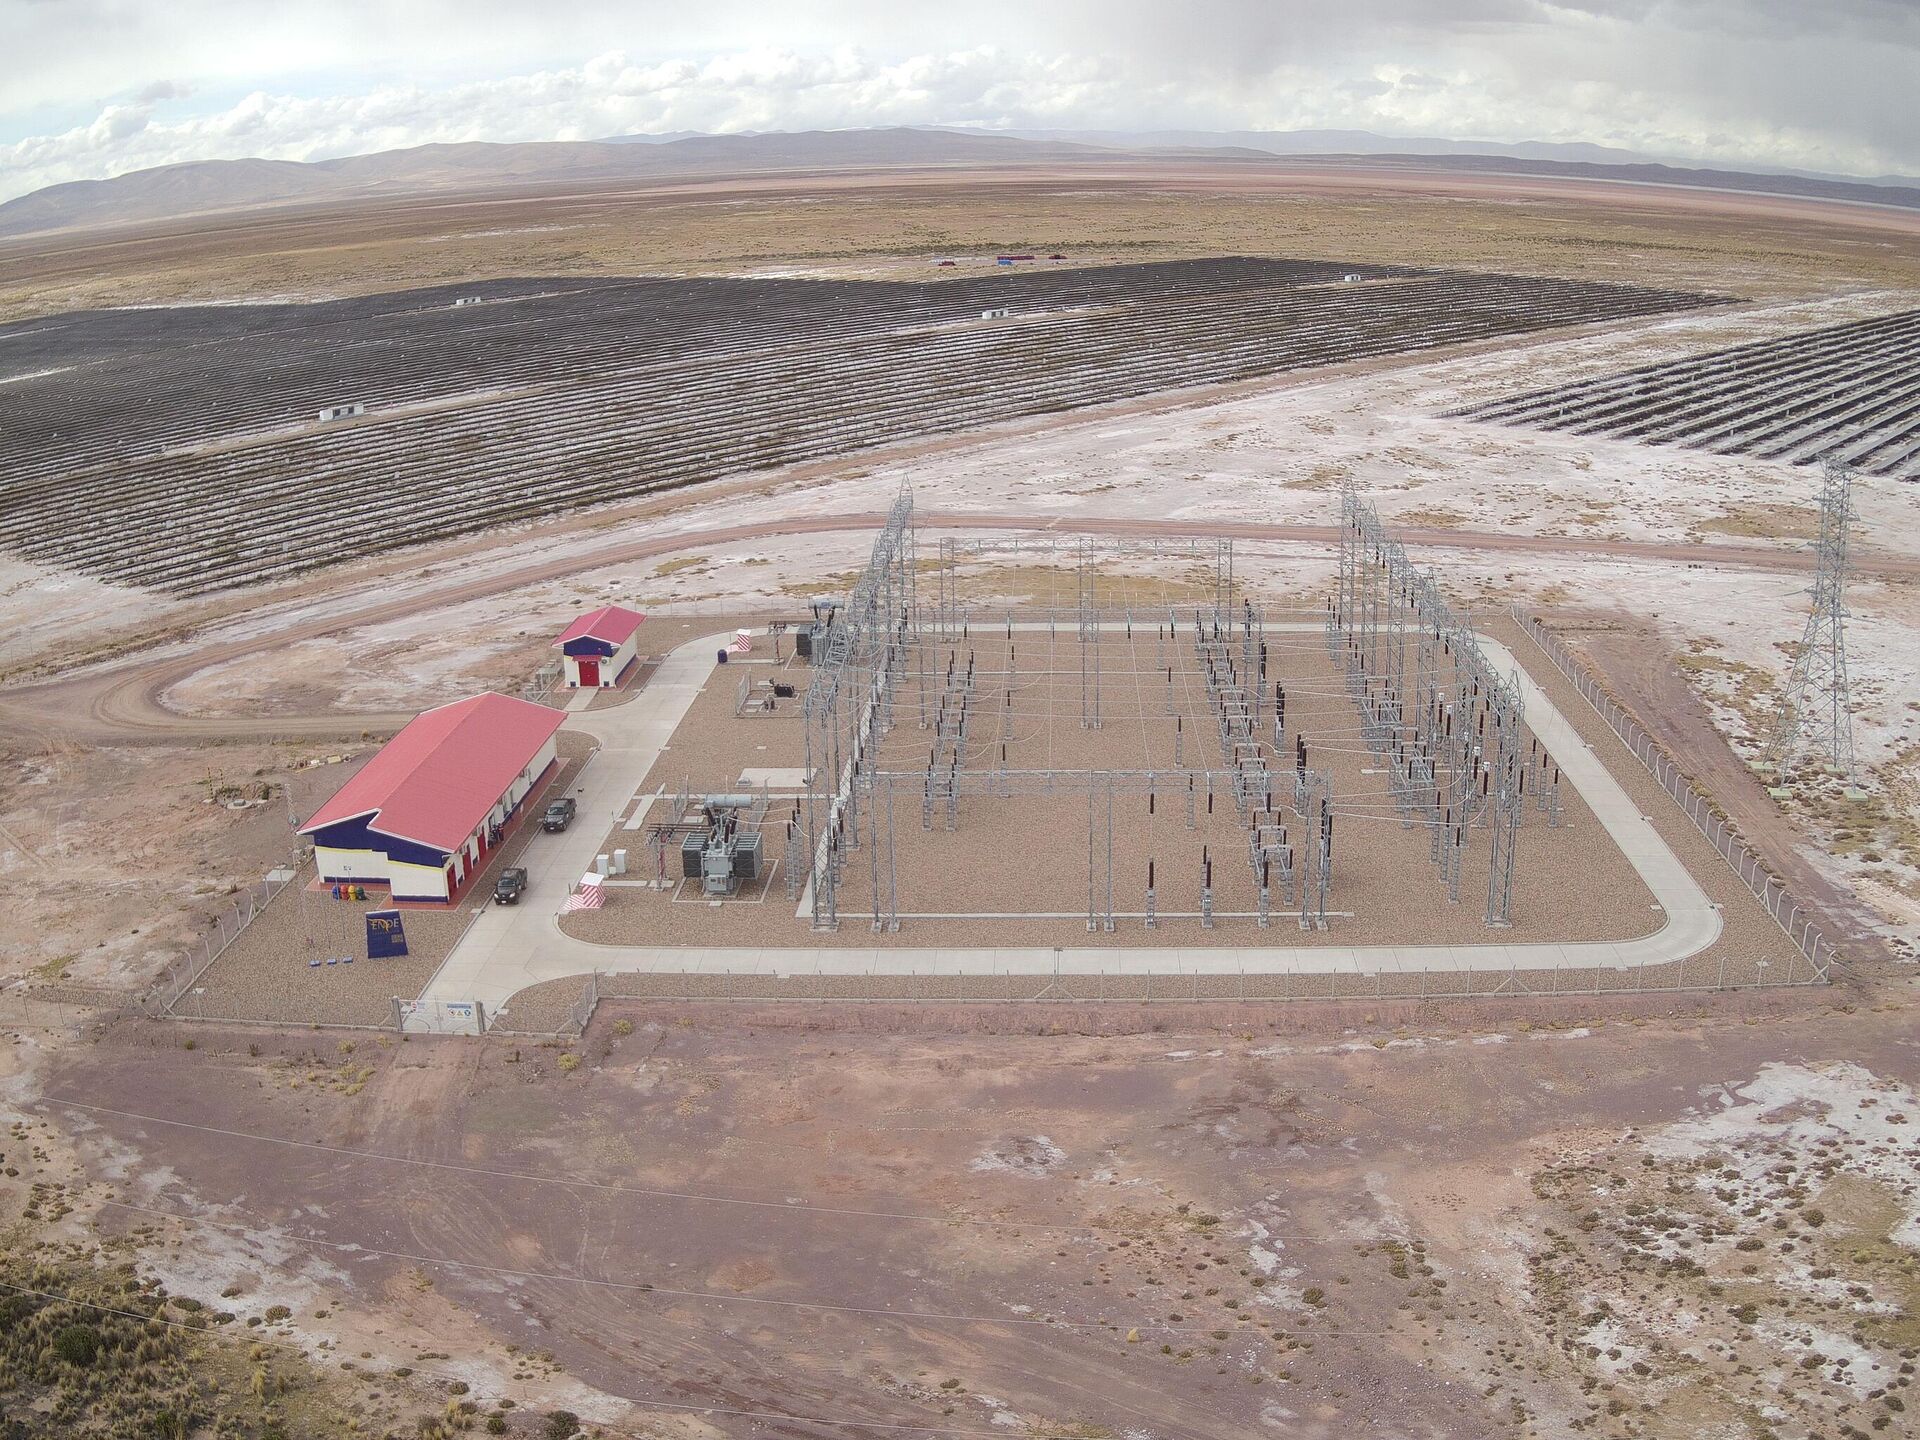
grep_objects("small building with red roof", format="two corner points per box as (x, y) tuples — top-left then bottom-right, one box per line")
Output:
(298, 693), (566, 902)
(555, 604), (646, 689)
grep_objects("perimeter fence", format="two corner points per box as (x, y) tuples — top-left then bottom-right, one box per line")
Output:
(586, 943), (1823, 1006)
(147, 858), (306, 1015)
(1512, 606), (1835, 979)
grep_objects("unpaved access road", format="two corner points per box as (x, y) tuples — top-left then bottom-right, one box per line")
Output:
(4, 510), (1909, 748)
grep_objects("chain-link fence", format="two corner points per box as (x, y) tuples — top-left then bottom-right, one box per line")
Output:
(588, 944), (1819, 1004)
(147, 860), (305, 1015)
(0, 985), (133, 1029)
(519, 658), (565, 707)
(1512, 606), (1835, 979)
(491, 972), (602, 1038)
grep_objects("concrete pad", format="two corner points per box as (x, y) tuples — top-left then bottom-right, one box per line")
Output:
(738, 767), (810, 788)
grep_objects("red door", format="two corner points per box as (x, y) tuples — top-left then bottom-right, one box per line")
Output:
(577, 657), (600, 686)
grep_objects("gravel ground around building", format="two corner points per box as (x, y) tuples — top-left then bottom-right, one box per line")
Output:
(173, 736), (595, 1026)
(636, 649), (812, 794)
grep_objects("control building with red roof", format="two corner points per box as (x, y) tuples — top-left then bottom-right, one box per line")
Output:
(555, 604), (646, 688)
(298, 693), (566, 902)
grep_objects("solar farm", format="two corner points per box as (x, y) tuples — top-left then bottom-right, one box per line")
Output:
(0, 258), (1715, 593)
(1450, 306), (1920, 479)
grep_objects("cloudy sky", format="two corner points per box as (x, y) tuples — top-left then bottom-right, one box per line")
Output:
(3, 1), (1917, 203)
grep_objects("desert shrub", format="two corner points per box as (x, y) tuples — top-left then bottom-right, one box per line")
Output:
(544, 1411), (580, 1438)
(0, 1295), (39, 1332)
(52, 1323), (100, 1367)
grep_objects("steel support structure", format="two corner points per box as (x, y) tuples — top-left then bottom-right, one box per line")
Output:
(1078, 538), (1102, 729)
(801, 487), (916, 929)
(1765, 459), (1861, 789)
(1331, 486), (1528, 925)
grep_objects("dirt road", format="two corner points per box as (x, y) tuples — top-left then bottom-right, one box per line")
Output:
(33, 992), (1918, 1439)
(1, 510), (1899, 747)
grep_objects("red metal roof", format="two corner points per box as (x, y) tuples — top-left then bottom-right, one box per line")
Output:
(299, 693), (566, 853)
(555, 604), (646, 648)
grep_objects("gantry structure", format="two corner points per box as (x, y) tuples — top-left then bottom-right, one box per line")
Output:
(793, 486), (1559, 932)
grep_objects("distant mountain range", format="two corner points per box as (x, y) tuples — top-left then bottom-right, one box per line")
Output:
(0, 129), (1116, 237)
(3, 125), (1914, 240)
(962, 127), (1920, 189)
(974, 126), (1652, 167)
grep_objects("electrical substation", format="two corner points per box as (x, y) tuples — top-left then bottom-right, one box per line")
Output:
(598, 487), (1646, 953)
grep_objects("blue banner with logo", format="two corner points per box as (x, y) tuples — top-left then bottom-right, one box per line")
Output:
(365, 909), (408, 958)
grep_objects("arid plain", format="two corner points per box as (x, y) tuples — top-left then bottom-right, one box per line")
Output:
(3, 156), (1918, 1439)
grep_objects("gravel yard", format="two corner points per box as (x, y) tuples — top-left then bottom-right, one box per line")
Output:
(174, 737), (595, 1025)
(565, 608), (1656, 948)
(533, 602), (1804, 998)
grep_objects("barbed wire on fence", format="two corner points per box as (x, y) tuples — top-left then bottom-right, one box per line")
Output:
(1510, 606), (1834, 980)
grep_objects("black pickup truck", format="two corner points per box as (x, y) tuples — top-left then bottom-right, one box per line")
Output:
(492, 867), (528, 905)
(541, 797), (578, 833)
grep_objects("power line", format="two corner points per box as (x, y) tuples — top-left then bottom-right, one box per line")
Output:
(37, 1097), (1324, 1243)
(98, 1195), (1377, 1340)
(1766, 458), (1863, 792)
(0, 1278), (1011, 1438)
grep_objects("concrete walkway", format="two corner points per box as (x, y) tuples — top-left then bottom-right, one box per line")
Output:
(419, 626), (1721, 1014)
(419, 639), (717, 1006)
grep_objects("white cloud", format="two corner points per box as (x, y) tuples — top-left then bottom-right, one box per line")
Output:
(1, 3), (1916, 204)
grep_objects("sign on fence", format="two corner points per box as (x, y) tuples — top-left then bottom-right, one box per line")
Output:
(395, 997), (487, 1035)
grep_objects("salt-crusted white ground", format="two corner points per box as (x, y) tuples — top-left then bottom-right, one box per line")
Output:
(156, 537), (878, 716)
(1649, 1061), (1920, 1252)
(0, 554), (163, 673)
(10, 285), (1919, 683)
(120, 290), (1920, 679)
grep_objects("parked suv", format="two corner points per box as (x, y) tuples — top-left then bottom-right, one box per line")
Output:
(542, 798), (578, 833)
(492, 867), (528, 905)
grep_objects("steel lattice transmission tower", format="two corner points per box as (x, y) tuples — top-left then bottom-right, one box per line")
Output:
(1766, 459), (1860, 789)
